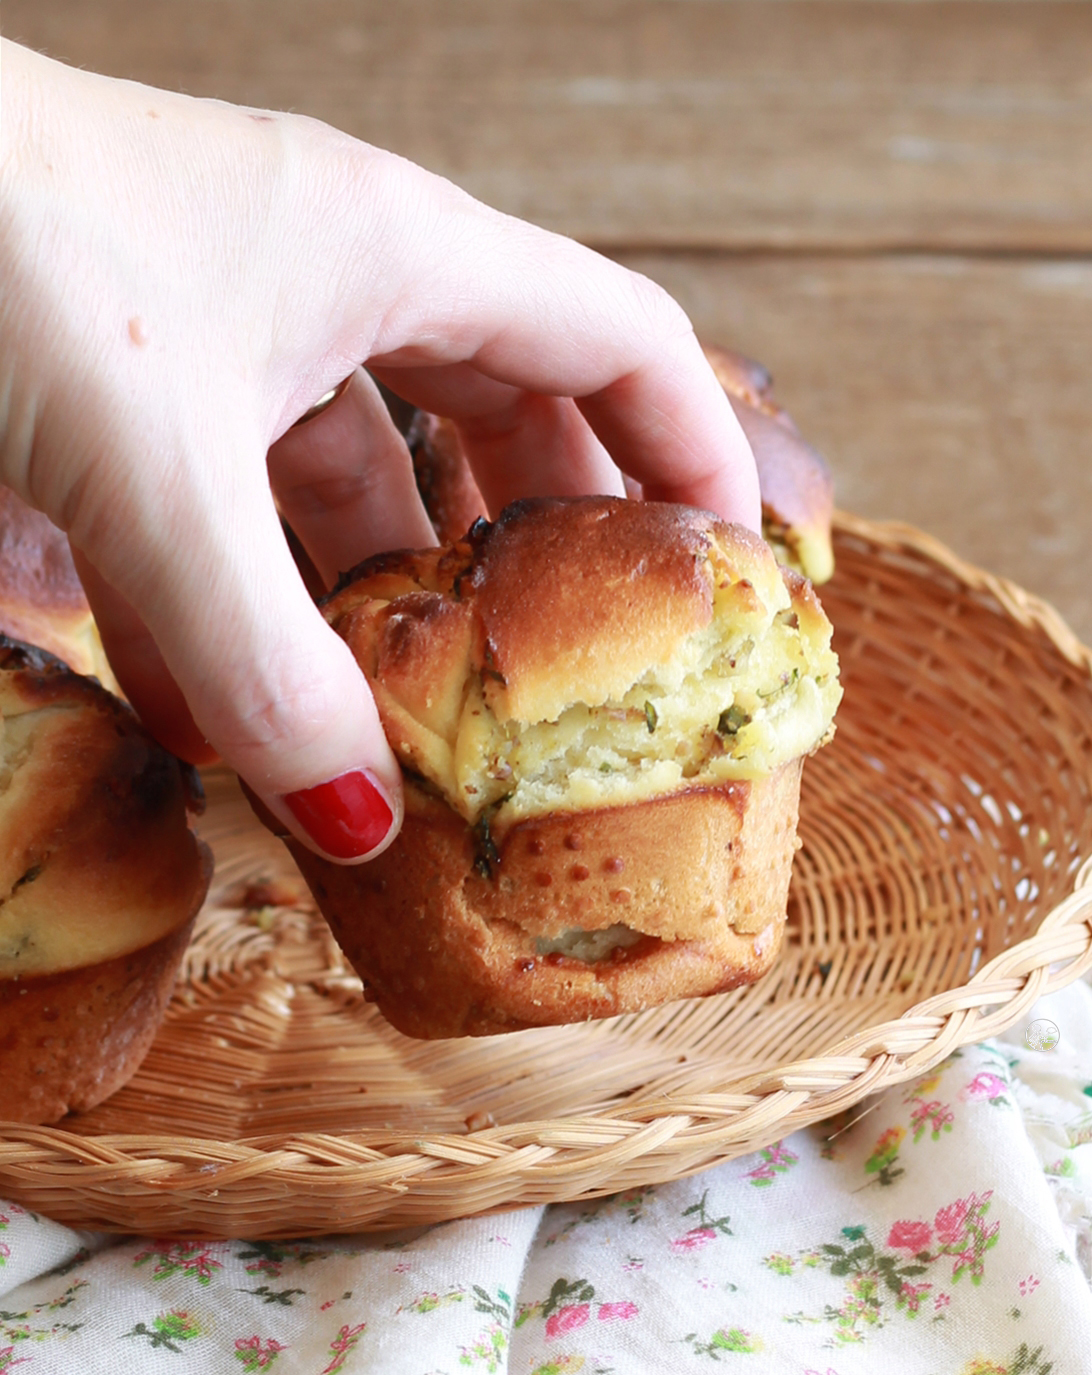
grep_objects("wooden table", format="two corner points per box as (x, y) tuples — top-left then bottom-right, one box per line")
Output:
(8, 0), (1090, 637)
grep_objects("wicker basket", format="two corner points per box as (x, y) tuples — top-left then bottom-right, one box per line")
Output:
(1, 512), (1090, 1239)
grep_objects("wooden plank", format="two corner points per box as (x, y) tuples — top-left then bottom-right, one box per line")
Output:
(617, 250), (1092, 640)
(6, 0), (1092, 251)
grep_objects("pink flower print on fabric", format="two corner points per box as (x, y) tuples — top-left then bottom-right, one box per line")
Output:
(596, 1301), (638, 1322)
(745, 1140), (799, 1187)
(320, 1323), (367, 1375)
(1018, 1275), (1040, 1297)
(865, 1126), (905, 1173)
(133, 1239), (224, 1287)
(0, 1349), (29, 1372)
(961, 1072), (1007, 1102)
(545, 1304), (589, 1339)
(896, 1279), (933, 1315)
(672, 1228), (716, 1254)
(934, 1293), (950, 1310)
(934, 1191), (1000, 1285)
(934, 1197), (972, 1247)
(233, 1335), (286, 1371)
(671, 1189), (733, 1252)
(887, 1220), (933, 1252)
(909, 1097), (955, 1143)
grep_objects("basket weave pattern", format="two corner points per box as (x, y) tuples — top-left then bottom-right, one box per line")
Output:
(2, 514), (1090, 1238)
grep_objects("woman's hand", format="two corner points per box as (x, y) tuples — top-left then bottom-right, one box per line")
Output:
(0, 39), (759, 862)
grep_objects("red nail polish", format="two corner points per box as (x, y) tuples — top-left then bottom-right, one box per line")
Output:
(283, 770), (394, 859)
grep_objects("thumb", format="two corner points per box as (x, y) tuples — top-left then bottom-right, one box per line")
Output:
(71, 430), (403, 865)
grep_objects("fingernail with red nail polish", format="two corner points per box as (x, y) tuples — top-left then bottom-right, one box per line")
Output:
(283, 769), (394, 859)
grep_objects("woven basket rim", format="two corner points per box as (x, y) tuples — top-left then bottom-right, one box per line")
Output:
(2, 511), (1090, 1232)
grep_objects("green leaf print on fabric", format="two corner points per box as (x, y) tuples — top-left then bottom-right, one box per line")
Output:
(122, 1310), (202, 1352)
(683, 1326), (763, 1357)
(516, 1278), (639, 1351)
(451, 1286), (514, 1370)
(0, 1279), (87, 1348)
(457, 1320), (507, 1371)
(235, 1241), (332, 1278)
(471, 1286), (511, 1324)
(233, 1334), (286, 1370)
(0, 1205), (36, 1273)
(516, 1277), (595, 1331)
(318, 1322), (367, 1375)
(857, 1058), (969, 1189)
(529, 1357), (589, 1375)
(744, 1141), (798, 1187)
(397, 1288), (465, 1315)
(543, 1187), (654, 1246)
(956, 1343), (1054, 1375)
(671, 1191), (733, 1253)
(239, 1285), (306, 1306)
(762, 1250), (823, 1277)
(774, 1194), (1000, 1347)
(908, 1098), (955, 1144)
(863, 1127), (906, 1187)
(133, 1240), (224, 1288)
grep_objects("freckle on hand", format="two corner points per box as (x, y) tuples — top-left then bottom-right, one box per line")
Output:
(128, 317), (148, 346)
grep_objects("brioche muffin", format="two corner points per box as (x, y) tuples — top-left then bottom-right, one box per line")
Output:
(256, 497), (841, 1037)
(0, 638), (211, 1123)
(700, 345), (835, 585)
(397, 342), (835, 585)
(0, 488), (118, 689)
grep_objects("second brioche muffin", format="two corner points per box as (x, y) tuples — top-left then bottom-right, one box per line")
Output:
(0, 488), (118, 689)
(256, 497), (841, 1037)
(0, 638), (211, 1123)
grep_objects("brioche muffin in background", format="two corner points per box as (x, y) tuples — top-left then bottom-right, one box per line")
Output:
(0, 488), (119, 690)
(0, 637), (211, 1124)
(399, 341), (836, 585)
(252, 496), (841, 1038)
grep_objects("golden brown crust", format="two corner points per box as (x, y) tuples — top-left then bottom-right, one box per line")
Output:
(0, 637), (210, 978)
(406, 411), (488, 547)
(323, 499), (838, 839)
(328, 497), (784, 735)
(0, 913), (200, 1123)
(245, 498), (842, 1038)
(701, 344), (835, 584)
(0, 638), (213, 1123)
(271, 760), (801, 1038)
(0, 488), (119, 686)
(399, 343), (835, 583)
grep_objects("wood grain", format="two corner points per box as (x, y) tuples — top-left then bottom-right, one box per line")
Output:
(6, 0), (1092, 251)
(618, 251), (1092, 641)
(6, 2), (1091, 639)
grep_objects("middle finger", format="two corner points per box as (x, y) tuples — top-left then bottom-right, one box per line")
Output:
(370, 361), (625, 518)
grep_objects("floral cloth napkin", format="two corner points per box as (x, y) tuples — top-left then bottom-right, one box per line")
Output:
(1, 980), (1090, 1375)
